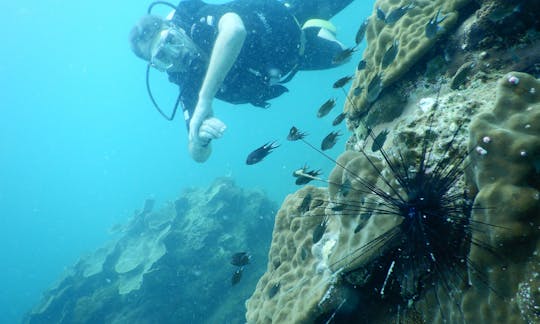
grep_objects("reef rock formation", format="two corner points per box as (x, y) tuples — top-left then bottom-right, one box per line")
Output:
(246, 0), (539, 322)
(347, 0), (472, 119)
(24, 178), (276, 324)
(462, 72), (540, 323)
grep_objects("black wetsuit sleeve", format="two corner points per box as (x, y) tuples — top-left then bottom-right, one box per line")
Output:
(280, 0), (354, 25)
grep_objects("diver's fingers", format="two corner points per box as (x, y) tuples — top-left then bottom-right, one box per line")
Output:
(199, 124), (224, 139)
(204, 117), (227, 132)
(200, 118), (227, 139)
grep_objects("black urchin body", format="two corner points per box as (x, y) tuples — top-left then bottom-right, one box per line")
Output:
(328, 125), (479, 320)
(361, 135), (472, 303)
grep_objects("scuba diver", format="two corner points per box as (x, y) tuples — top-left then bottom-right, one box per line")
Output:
(130, 0), (354, 162)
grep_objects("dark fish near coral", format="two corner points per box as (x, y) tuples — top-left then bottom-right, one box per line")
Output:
(231, 267), (243, 285)
(366, 73), (383, 103)
(355, 19), (369, 45)
(298, 193), (312, 213)
(353, 86), (363, 96)
(384, 3), (414, 24)
(321, 131), (341, 151)
(425, 8), (447, 39)
(332, 112), (347, 126)
(371, 128), (390, 152)
(339, 178), (351, 197)
(287, 126), (308, 141)
(293, 165), (322, 185)
(331, 203), (346, 211)
(231, 252), (251, 266)
(317, 98), (337, 118)
(268, 283), (280, 299)
(381, 39), (399, 69)
(295, 169), (322, 185)
(376, 7), (386, 21)
(246, 141), (279, 165)
(357, 59), (367, 71)
(332, 46), (356, 65)
(333, 75), (353, 89)
(312, 219), (327, 244)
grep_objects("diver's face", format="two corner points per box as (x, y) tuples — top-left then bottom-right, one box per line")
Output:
(149, 27), (194, 73)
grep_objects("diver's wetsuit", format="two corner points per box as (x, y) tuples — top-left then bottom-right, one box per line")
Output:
(168, 0), (353, 129)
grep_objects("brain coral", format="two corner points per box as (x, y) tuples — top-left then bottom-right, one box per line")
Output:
(462, 72), (540, 323)
(346, 0), (471, 119)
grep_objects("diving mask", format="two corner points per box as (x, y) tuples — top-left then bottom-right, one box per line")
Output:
(150, 27), (194, 72)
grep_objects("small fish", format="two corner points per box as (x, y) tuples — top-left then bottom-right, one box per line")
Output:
(317, 98), (337, 118)
(321, 131), (342, 151)
(333, 75), (353, 88)
(376, 7), (386, 21)
(425, 8), (447, 39)
(231, 252), (251, 266)
(293, 165), (322, 185)
(332, 46), (356, 65)
(312, 220), (327, 244)
(384, 3), (414, 24)
(231, 267), (243, 285)
(339, 178), (352, 197)
(357, 59), (367, 71)
(295, 170), (322, 185)
(381, 39), (399, 69)
(366, 73), (383, 103)
(287, 126), (307, 141)
(332, 112), (347, 126)
(298, 193), (312, 213)
(371, 129), (390, 152)
(268, 283), (280, 299)
(354, 223), (363, 233)
(246, 141), (279, 165)
(353, 86), (363, 96)
(331, 203), (346, 211)
(355, 19), (369, 45)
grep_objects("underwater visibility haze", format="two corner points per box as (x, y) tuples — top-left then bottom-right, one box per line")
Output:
(0, 0), (372, 322)
(4, 0), (539, 322)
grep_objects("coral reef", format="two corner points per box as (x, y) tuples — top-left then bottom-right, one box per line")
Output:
(346, 0), (473, 119)
(246, 0), (540, 318)
(24, 178), (277, 324)
(461, 72), (540, 323)
(245, 186), (345, 323)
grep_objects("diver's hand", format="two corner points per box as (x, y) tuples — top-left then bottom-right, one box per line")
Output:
(189, 99), (226, 145)
(187, 117), (226, 163)
(199, 117), (227, 143)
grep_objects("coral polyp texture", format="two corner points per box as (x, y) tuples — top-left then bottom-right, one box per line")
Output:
(245, 186), (345, 323)
(247, 71), (540, 322)
(346, 0), (471, 119)
(462, 72), (540, 323)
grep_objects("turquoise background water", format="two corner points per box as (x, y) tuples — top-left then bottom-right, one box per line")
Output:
(0, 0), (373, 322)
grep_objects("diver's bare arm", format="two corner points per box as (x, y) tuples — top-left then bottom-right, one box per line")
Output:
(198, 12), (246, 103)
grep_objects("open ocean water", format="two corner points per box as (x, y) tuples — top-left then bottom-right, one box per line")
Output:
(0, 0), (373, 322)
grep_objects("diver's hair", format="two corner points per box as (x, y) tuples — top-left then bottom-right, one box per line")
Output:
(129, 15), (167, 60)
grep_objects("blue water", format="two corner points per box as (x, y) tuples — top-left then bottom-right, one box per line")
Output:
(0, 0), (373, 322)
